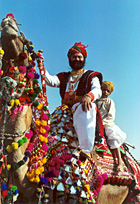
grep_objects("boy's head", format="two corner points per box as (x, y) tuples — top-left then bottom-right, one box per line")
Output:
(101, 81), (114, 98)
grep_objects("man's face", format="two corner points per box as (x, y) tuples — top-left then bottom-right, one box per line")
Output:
(69, 53), (85, 70)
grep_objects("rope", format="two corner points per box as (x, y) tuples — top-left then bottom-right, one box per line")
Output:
(123, 143), (140, 166)
(0, 126), (30, 139)
(0, 104), (8, 152)
(37, 58), (48, 103)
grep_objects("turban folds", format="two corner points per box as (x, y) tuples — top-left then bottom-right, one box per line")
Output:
(102, 81), (114, 93)
(67, 42), (88, 59)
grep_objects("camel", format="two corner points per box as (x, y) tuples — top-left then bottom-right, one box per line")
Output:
(0, 13), (139, 204)
(0, 14), (39, 203)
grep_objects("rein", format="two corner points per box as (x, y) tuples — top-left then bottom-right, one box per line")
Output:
(123, 143), (140, 167)
(0, 126), (30, 139)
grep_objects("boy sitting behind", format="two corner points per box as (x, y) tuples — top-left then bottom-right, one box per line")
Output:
(96, 81), (126, 171)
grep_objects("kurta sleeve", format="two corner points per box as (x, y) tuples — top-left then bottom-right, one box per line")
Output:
(45, 70), (60, 87)
(87, 76), (102, 102)
(103, 99), (115, 126)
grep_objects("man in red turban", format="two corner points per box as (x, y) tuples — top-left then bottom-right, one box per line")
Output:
(44, 42), (103, 156)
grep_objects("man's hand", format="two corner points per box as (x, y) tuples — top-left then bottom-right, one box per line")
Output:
(81, 95), (92, 112)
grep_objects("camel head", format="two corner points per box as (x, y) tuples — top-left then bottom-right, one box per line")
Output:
(1, 13), (19, 38)
(0, 13), (33, 74)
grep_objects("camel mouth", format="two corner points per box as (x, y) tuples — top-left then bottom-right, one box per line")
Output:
(1, 16), (19, 37)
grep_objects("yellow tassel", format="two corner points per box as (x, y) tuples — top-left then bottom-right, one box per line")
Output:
(84, 169), (88, 174)
(0, 49), (4, 55)
(39, 166), (44, 173)
(14, 99), (20, 106)
(35, 168), (41, 175)
(28, 56), (32, 61)
(6, 145), (13, 153)
(44, 194), (49, 198)
(26, 172), (30, 178)
(65, 184), (69, 188)
(29, 177), (35, 182)
(10, 99), (15, 107)
(44, 138), (48, 143)
(14, 66), (18, 71)
(40, 120), (47, 126)
(7, 164), (11, 171)
(40, 127), (46, 134)
(85, 184), (90, 191)
(39, 135), (44, 142)
(80, 162), (83, 166)
(11, 142), (19, 150)
(27, 170), (35, 178)
(37, 104), (43, 110)
(53, 180), (57, 185)
(37, 188), (42, 192)
(82, 181), (86, 185)
(35, 119), (41, 126)
(41, 157), (47, 164)
(34, 176), (40, 183)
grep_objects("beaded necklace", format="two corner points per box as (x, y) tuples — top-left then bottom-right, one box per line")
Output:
(68, 69), (84, 96)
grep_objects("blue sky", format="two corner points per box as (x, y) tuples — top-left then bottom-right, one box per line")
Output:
(0, 0), (140, 160)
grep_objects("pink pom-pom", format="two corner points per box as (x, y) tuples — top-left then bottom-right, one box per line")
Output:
(44, 126), (50, 131)
(27, 143), (33, 151)
(0, 69), (3, 76)
(88, 195), (92, 200)
(29, 68), (36, 72)
(25, 130), (33, 139)
(67, 153), (72, 160)
(54, 157), (60, 163)
(59, 159), (64, 166)
(47, 177), (53, 182)
(93, 189), (98, 195)
(41, 113), (48, 121)
(27, 72), (34, 79)
(49, 167), (55, 171)
(43, 132), (48, 137)
(77, 160), (81, 165)
(19, 66), (27, 74)
(96, 187), (101, 193)
(55, 164), (61, 170)
(97, 176), (104, 183)
(48, 161), (55, 166)
(102, 173), (108, 180)
(37, 52), (42, 57)
(42, 143), (48, 152)
(60, 155), (65, 161)
(53, 170), (59, 177)
(6, 13), (15, 19)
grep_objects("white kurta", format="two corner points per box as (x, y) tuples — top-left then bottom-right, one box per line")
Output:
(96, 97), (126, 149)
(45, 69), (102, 153)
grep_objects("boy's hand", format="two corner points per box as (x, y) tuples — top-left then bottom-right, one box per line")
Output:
(81, 95), (92, 112)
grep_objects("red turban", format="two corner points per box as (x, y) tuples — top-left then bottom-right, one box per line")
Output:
(67, 42), (88, 59)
